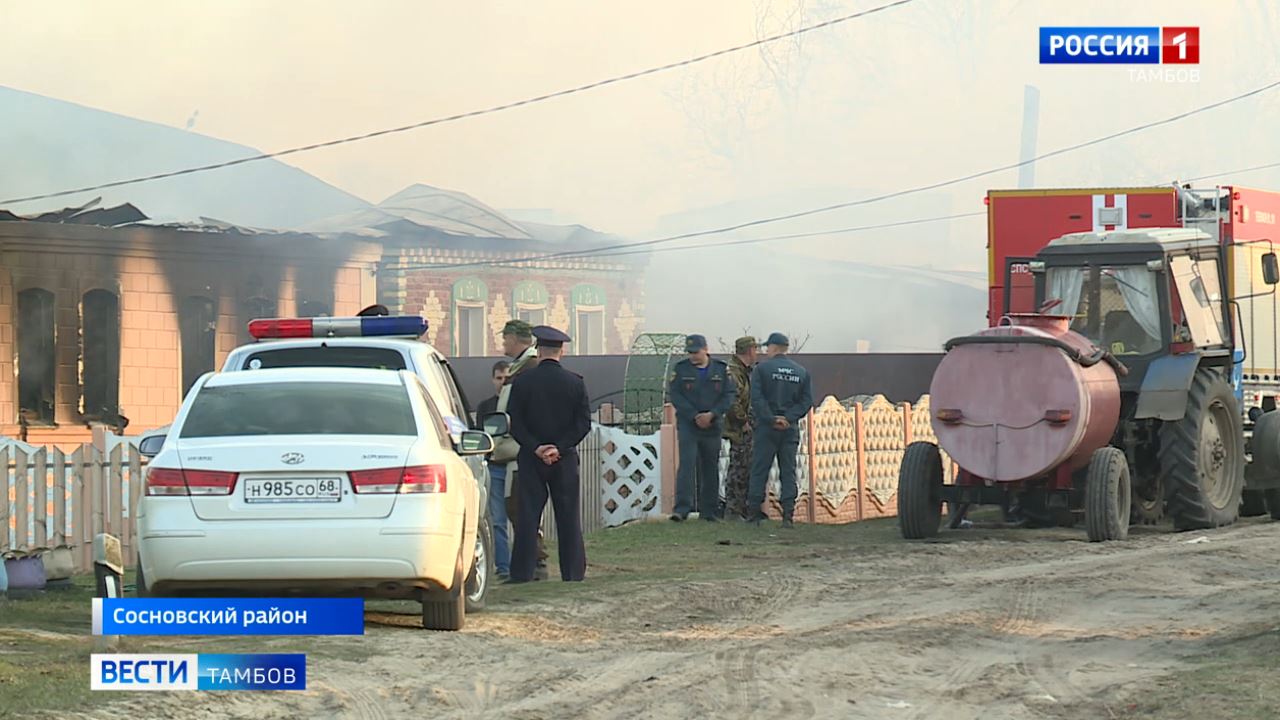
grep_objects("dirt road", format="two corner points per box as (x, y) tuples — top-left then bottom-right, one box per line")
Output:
(66, 518), (1280, 720)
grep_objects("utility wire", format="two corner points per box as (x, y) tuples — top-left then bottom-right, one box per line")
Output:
(1186, 160), (1280, 183)
(397, 79), (1280, 271)
(396, 211), (985, 270)
(0, 0), (917, 207)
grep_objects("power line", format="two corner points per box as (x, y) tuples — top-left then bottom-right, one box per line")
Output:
(396, 211), (985, 270)
(1186, 160), (1280, 183)
(0, 0), (918, 207)
(397, 79), (1280, 271)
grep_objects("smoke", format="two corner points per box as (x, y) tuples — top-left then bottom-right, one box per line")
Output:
(3, 1), (1280, 353)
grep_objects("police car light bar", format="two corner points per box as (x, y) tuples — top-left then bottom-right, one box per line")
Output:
(247, 315), (428, 339)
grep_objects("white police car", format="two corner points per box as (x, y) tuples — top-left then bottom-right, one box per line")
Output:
(135, 367), (493, 631)
(138, 314), (497, 619)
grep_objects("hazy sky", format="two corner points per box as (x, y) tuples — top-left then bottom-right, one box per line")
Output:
(4, 1), (1280, 285)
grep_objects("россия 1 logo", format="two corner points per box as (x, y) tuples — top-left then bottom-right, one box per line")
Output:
(1040, 27), (1199, 64)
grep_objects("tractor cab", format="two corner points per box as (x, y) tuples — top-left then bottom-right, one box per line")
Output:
(1026, 228), (1277, 393)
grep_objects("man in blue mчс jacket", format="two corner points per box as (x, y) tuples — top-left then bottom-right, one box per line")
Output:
(668, 334), (737, 522)
(748, 333), (814, 528)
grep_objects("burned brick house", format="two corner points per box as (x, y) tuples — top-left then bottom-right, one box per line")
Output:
(302, 184), (648, 357)
(0, 187), (648, 446)
(0, 202), (382, 446)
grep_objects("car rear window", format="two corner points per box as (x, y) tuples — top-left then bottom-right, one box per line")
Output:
(180, 381), (417, 438)
(241, 347), (408, 371)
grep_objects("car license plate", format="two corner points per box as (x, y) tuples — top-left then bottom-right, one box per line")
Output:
(243, 478), (342, 503)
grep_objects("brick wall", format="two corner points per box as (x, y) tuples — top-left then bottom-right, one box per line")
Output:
(391, 248), (647, 356)
(0, 224), (380, 446)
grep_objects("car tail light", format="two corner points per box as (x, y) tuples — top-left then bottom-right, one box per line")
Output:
(145, 468), (238, 496)
(936, 409), (963, 424)
(349, 465), (447, 494)
(1044, 409), (1072, 425)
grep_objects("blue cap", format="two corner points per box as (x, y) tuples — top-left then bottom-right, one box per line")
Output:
(685, 334), (708, 352)
(765, 332), (789, 347)
(532, 325), (571, 347)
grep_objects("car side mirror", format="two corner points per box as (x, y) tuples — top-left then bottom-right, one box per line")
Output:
(1263, 252), (1279, 285)
(481, 412), (510, 437)
(457, 429), (495, 456)
(138, 435), (165, 458)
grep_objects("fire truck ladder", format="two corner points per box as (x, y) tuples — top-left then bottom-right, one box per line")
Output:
(1177, 184), (1225, 245)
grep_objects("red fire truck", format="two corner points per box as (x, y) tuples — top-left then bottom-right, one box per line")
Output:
(987, 184), (1280, 410)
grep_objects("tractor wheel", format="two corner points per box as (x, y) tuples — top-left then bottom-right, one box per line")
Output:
(1086, 447), (1131, 542)
(1160, 369), (1245, 531)
(898, 441), (943, 539)
(1241, 489), (1269, 517)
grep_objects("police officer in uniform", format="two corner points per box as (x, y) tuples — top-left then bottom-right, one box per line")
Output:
(506, 326), (592, 582)
(668, 334), (737, 521)
(748, 333), (813, 528)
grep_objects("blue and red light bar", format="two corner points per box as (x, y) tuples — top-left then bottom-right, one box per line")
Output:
(247, 315), (428, 340)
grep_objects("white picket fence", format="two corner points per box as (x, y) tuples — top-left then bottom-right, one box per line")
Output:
(1, 437), (146, 574)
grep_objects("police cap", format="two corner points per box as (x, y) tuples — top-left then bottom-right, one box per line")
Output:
(765, 332), (789, 347)
(532, 325), (571, 348)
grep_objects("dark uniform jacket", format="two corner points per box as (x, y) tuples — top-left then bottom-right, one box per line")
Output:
(668, 357), (737, 434)
(507, 359), (592, 456)
(723, 355), (754, 443)
(750, 355), (814, 429)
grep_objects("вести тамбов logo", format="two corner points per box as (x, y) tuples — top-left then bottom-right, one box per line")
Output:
(1039, 26), (1200, 83)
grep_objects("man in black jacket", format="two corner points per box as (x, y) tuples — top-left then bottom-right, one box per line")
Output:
(748, 333), (813, 528)
(506, 326), (592, 582)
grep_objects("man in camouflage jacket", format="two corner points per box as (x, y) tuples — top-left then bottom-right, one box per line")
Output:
(723, 336), (759, 519)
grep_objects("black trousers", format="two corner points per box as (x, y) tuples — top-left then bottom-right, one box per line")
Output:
(674, 424), (723, 516)
(510, 449), (586, 582)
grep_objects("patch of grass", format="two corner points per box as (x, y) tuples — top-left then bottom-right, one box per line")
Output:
(492, 516), (901, 603)
(0, 519), (902, 717)
(0, 568), (383, 719)
(1115, 626), (1280, 720)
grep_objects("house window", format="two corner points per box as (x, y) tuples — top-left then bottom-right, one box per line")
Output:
(17, 288), (56, 424)
(179, 296), (217, 399)
(81, 289), (121, 420)
(297, 298), (331, 318)
(570, 283), (606, 355)
(518, 307), (545, 326)
(452, 278), (488, 357)
(513, 281), (548, 327)
(240, 296), (277, 345)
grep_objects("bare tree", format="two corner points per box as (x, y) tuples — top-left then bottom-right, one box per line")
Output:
(717, 326), (811, 353)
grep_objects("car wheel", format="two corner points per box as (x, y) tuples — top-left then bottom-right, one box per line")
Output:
(135, 552), (152, 598)
(422, 549), (466, 631)
(465, 520), (493, 613)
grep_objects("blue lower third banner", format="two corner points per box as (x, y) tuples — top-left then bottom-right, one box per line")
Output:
(91, 653), (306, 691)
(92, 598), (364, 635)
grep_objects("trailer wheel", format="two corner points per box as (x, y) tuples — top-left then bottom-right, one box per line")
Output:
(1131, 478), (1164, 525)
(1160, 369), (1245, 531)
(1086, 447), (1131, 542)
(898, 442), (943, 539)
